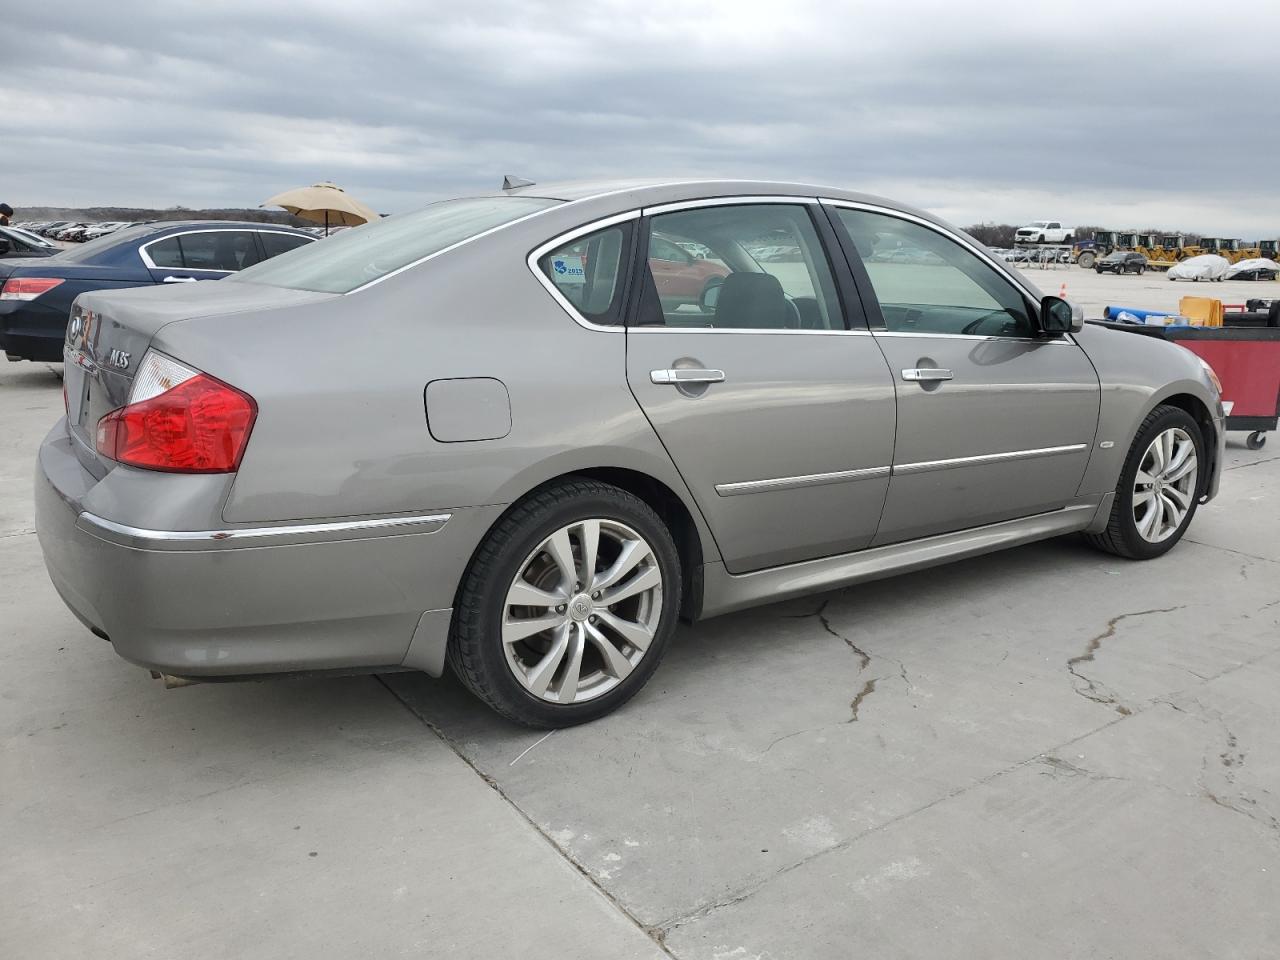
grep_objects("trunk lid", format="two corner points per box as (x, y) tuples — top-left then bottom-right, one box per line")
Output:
(63, 280), (334, 477)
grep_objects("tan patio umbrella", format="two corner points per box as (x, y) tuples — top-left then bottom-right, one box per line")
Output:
(260, 181), (380, 235)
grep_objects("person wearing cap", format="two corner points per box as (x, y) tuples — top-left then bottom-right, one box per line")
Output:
(0, 204), (11, 227)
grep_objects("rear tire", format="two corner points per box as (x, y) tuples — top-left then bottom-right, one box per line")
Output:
(448, 478), (681, 727)
(1085, 405), (1204, 560)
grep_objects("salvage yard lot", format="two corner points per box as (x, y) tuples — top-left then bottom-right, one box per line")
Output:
(3, 272), (1278, 956)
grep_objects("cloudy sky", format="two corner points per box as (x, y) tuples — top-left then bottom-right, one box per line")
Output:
(5, 1), (1278, 234)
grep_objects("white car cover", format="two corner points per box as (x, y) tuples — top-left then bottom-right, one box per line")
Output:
(1168, 254), (1230, 281)
(1224, 257), (1280, 279)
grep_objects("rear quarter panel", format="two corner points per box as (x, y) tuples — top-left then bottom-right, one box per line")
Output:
(152, 215), (720, 561)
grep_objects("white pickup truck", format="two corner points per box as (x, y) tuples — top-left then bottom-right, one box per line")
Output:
(1014, 221), (1073, 244)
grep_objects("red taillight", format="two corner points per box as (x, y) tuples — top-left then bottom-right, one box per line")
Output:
(1, 277), (65, 301)
(96, 355), (256, 473)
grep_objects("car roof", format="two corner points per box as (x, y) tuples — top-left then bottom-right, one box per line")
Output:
(488, 177), (940, 228)
(142, 220), (311, 235)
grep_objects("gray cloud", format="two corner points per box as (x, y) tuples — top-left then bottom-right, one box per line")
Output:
(3, 1), (1277, 234)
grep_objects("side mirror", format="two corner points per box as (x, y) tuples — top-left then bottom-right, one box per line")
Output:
(1040, 295), (1083, 335)
(699, 276), (723, 313)
(0, 237), (10, 256)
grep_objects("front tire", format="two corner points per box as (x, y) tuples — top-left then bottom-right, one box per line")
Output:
(1085, 405), (1204, 560)
(448, 478), (681, 727)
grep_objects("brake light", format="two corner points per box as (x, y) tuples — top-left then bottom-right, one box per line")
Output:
(96, 352), (256, 473)
(1, 277), (65, 301)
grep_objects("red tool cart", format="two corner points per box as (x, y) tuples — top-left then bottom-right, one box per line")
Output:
(1089, 312), (1280, 449)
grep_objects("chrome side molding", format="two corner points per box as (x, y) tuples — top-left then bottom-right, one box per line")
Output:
(893, 443), (1088, 476)
(716, 466), (890, 497)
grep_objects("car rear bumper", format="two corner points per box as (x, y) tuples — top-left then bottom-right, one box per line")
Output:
(34, 420), (497, 679)
(0, 301), (66, 361)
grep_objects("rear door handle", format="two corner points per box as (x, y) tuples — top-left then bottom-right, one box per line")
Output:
(162, 276), (199, 283)
(651, 368), (726, 385)
(901, 367), (953, 382)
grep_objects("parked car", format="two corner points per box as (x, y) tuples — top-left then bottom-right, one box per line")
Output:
(0, 221), (315, 361)
(1015, 220), (1074, 244)
(55, 223), (91, 242)
(1095, 252), (1147, 275)
(39, 221), (73, 238)
(644, 232), (731, 307)
(0, 226), (60, 259)
(35, 180), (1225, 727)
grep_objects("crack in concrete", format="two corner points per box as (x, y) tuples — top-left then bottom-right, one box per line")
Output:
(376, 677), (680, 957)
(1224, 453), (1280, 471)
(1066, 606), (1184, 715)
(658, 711), (1133, 937)
(846, 679), (877, 723)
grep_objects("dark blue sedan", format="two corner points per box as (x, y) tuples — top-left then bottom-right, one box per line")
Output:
(0, 220), (315, 361)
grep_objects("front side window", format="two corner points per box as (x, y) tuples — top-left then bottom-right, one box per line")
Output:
(638, 203), (843, 330)
(836, 208), (1034, 338)
(233, 196), (559, 294)
(537, 223), (631, 325)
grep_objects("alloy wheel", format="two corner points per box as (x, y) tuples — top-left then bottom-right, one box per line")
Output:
(1133, 427), (1198, 543)
(502, 519), (663, 704)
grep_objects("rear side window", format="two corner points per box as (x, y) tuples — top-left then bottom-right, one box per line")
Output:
(232, 196), (559, 294)
(259, 232), (313, 259)
(537, 223), (633, 326)
(146, 236), (184, 268)
(177, 231), (262, 272)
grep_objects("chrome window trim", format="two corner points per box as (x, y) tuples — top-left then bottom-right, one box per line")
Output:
(641, 195), (819, 217)
(628, 327), (872, 336)
(818, 198), (1077, 345)
(138, 228), (315, 272)
(716, 465), (890, 497)
(78, 510), (451, 551)
(526, 210), (642, 332)
(874, 330), (1073, 345)
(893, 443), (1088, 476)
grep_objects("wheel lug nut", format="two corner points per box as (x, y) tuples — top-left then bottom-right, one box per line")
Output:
(589, 615), (597, 624)
(556, 604), (566, 613)
(592, 591), (601, 600)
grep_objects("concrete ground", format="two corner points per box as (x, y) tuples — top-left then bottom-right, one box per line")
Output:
(3, 315), (1278, 957)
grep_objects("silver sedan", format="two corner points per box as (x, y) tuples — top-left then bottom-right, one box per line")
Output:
(35, 179), (1225, 726)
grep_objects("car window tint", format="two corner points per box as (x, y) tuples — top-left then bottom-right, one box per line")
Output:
(259, 232), (313, 259)
(233, 197), (558, 294)
(640, 204), (842, 330)
(836, 208), (1033, 338)
(178, 231), (262, 272)
(538, 224), (629, 324)
(146, 236), (184, 269)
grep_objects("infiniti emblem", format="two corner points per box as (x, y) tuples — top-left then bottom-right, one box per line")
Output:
(568, 595), (592, 621)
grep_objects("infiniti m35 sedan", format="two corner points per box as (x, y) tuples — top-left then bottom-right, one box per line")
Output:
(35, 179), (1225, 726)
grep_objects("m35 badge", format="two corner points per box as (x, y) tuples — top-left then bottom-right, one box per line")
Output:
(108, 348), (131, 370)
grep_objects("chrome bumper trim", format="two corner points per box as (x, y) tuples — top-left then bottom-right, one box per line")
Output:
(77, 511), (452, 551)
(715, 465), (890, 497)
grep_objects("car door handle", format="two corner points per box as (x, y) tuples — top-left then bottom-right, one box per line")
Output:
(901, 367), (953, 382)
(650, 368), (726, 386)
(162, 276), (198, 283)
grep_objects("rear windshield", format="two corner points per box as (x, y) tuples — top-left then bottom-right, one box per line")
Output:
(229, 196), (560, 294)
(54, 224), (158, 263)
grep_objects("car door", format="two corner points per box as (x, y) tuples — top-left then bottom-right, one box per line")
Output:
(620, 199), (898, 573)
(827, 202), (1101, 546)
(141, 229), (264, 284)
